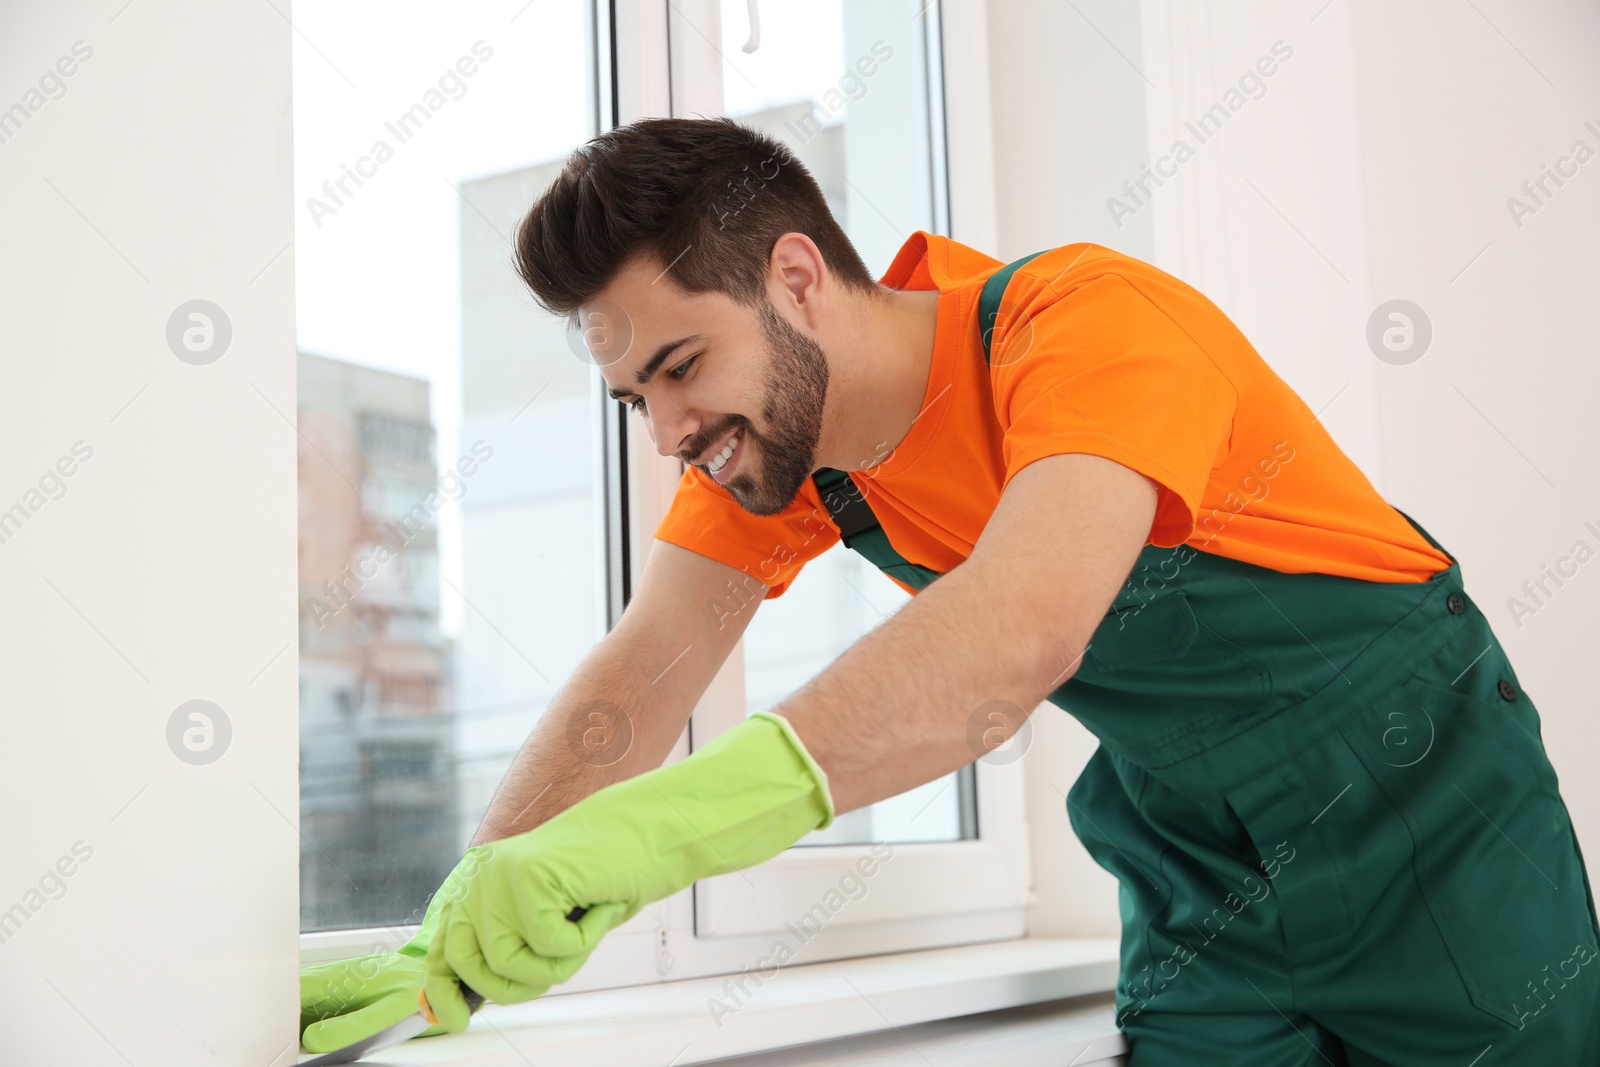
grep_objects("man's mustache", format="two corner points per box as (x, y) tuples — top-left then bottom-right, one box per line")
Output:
(683, 419), (748, 464)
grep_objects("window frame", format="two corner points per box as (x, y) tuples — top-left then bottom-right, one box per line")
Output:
(662, 0), (1031, 965)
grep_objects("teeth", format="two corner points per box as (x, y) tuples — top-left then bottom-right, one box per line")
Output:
(707, 431), (740, 473)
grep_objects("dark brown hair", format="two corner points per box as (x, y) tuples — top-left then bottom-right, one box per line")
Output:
(514, 116), (879, 318)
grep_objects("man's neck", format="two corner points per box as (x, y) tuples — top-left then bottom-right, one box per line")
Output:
(817, 285), (942, 473)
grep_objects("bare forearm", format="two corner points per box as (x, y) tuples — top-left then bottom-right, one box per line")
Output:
(777, 455), (1155, 815)
(469, 623), (709, 845)
(774, 555), (1081, 814)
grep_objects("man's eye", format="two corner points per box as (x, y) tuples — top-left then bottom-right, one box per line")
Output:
(624, 356), (696, 412)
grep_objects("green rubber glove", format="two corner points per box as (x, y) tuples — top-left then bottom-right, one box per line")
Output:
(298, 849), (486, 1052)
(420, 711), (834, 1032)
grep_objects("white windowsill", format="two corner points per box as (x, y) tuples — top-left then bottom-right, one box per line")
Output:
(297, 937), (1123, 1066)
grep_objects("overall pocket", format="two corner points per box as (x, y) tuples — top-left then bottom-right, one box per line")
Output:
(1350, 673), (1597, 1029)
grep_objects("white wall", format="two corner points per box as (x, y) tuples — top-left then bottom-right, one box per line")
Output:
(989, 0), (1599, 936)
(983, 0), (1155, 940)
(0, 2), (298, 1063)
(1348, 0), (1600, 886)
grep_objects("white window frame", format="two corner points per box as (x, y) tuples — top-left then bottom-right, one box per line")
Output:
(661, 0), (1029, 971)
(302, 0), (1025, 993)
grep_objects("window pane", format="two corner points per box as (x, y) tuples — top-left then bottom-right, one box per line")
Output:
(294, 1), (601, 932)
(717, 0), (973, 845)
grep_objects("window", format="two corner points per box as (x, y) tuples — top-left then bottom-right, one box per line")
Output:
(709, 0), (972, 850)
(293, 0), (607, 934)
(664, 0), (1030, 960)
(298, 0), (1027, 986)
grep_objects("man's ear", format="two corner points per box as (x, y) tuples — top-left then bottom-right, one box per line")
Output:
(768, 232), (829, 328)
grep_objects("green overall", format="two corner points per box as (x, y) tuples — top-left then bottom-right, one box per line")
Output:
(809, 256), (1600, 1064)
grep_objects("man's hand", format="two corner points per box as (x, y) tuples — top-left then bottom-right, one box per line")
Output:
(298, 850), (490, 1052)
(420, 710), (835, 1032)
(300, 950), (443, 1053)
(417, 839), (626, 1030)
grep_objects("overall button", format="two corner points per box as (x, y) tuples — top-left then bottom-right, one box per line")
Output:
(1446, 593), (1466, 615)
(1497, 679), (1517, 701)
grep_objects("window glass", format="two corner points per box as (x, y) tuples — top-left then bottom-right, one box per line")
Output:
(293, 0), (602, 931)
(716, 0), (973, 845)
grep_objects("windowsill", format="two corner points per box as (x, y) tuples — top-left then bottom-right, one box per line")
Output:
(298, 936), (1123, 1066)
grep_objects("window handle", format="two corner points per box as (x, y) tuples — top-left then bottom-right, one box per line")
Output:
(741, 0), (761, 53)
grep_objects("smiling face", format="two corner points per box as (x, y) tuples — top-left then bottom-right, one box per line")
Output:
(588, 256), (831, 517)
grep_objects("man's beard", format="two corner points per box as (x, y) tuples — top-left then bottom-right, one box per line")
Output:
(717, 300), (829, 517)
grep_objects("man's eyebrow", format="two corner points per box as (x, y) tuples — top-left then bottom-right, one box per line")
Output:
(605, 335), (703, 401)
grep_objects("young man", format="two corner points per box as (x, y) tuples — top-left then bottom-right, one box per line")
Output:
(300, 118), (1599, 1064)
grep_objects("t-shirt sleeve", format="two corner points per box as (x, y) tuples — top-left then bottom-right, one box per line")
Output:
(988, 272), (1238, 546)
(652, 463), (841, 598)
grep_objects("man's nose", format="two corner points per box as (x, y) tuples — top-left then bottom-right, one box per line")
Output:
(648, 405), (700, 461)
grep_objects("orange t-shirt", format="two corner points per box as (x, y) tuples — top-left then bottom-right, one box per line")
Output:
(653, 231), (1452, 599)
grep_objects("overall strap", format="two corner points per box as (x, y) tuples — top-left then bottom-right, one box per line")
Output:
(978, 251), (1047, 365)
(809, 252), (1047, 591)
(812, 466), (877, 540)
(811, 467), (942, 591)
